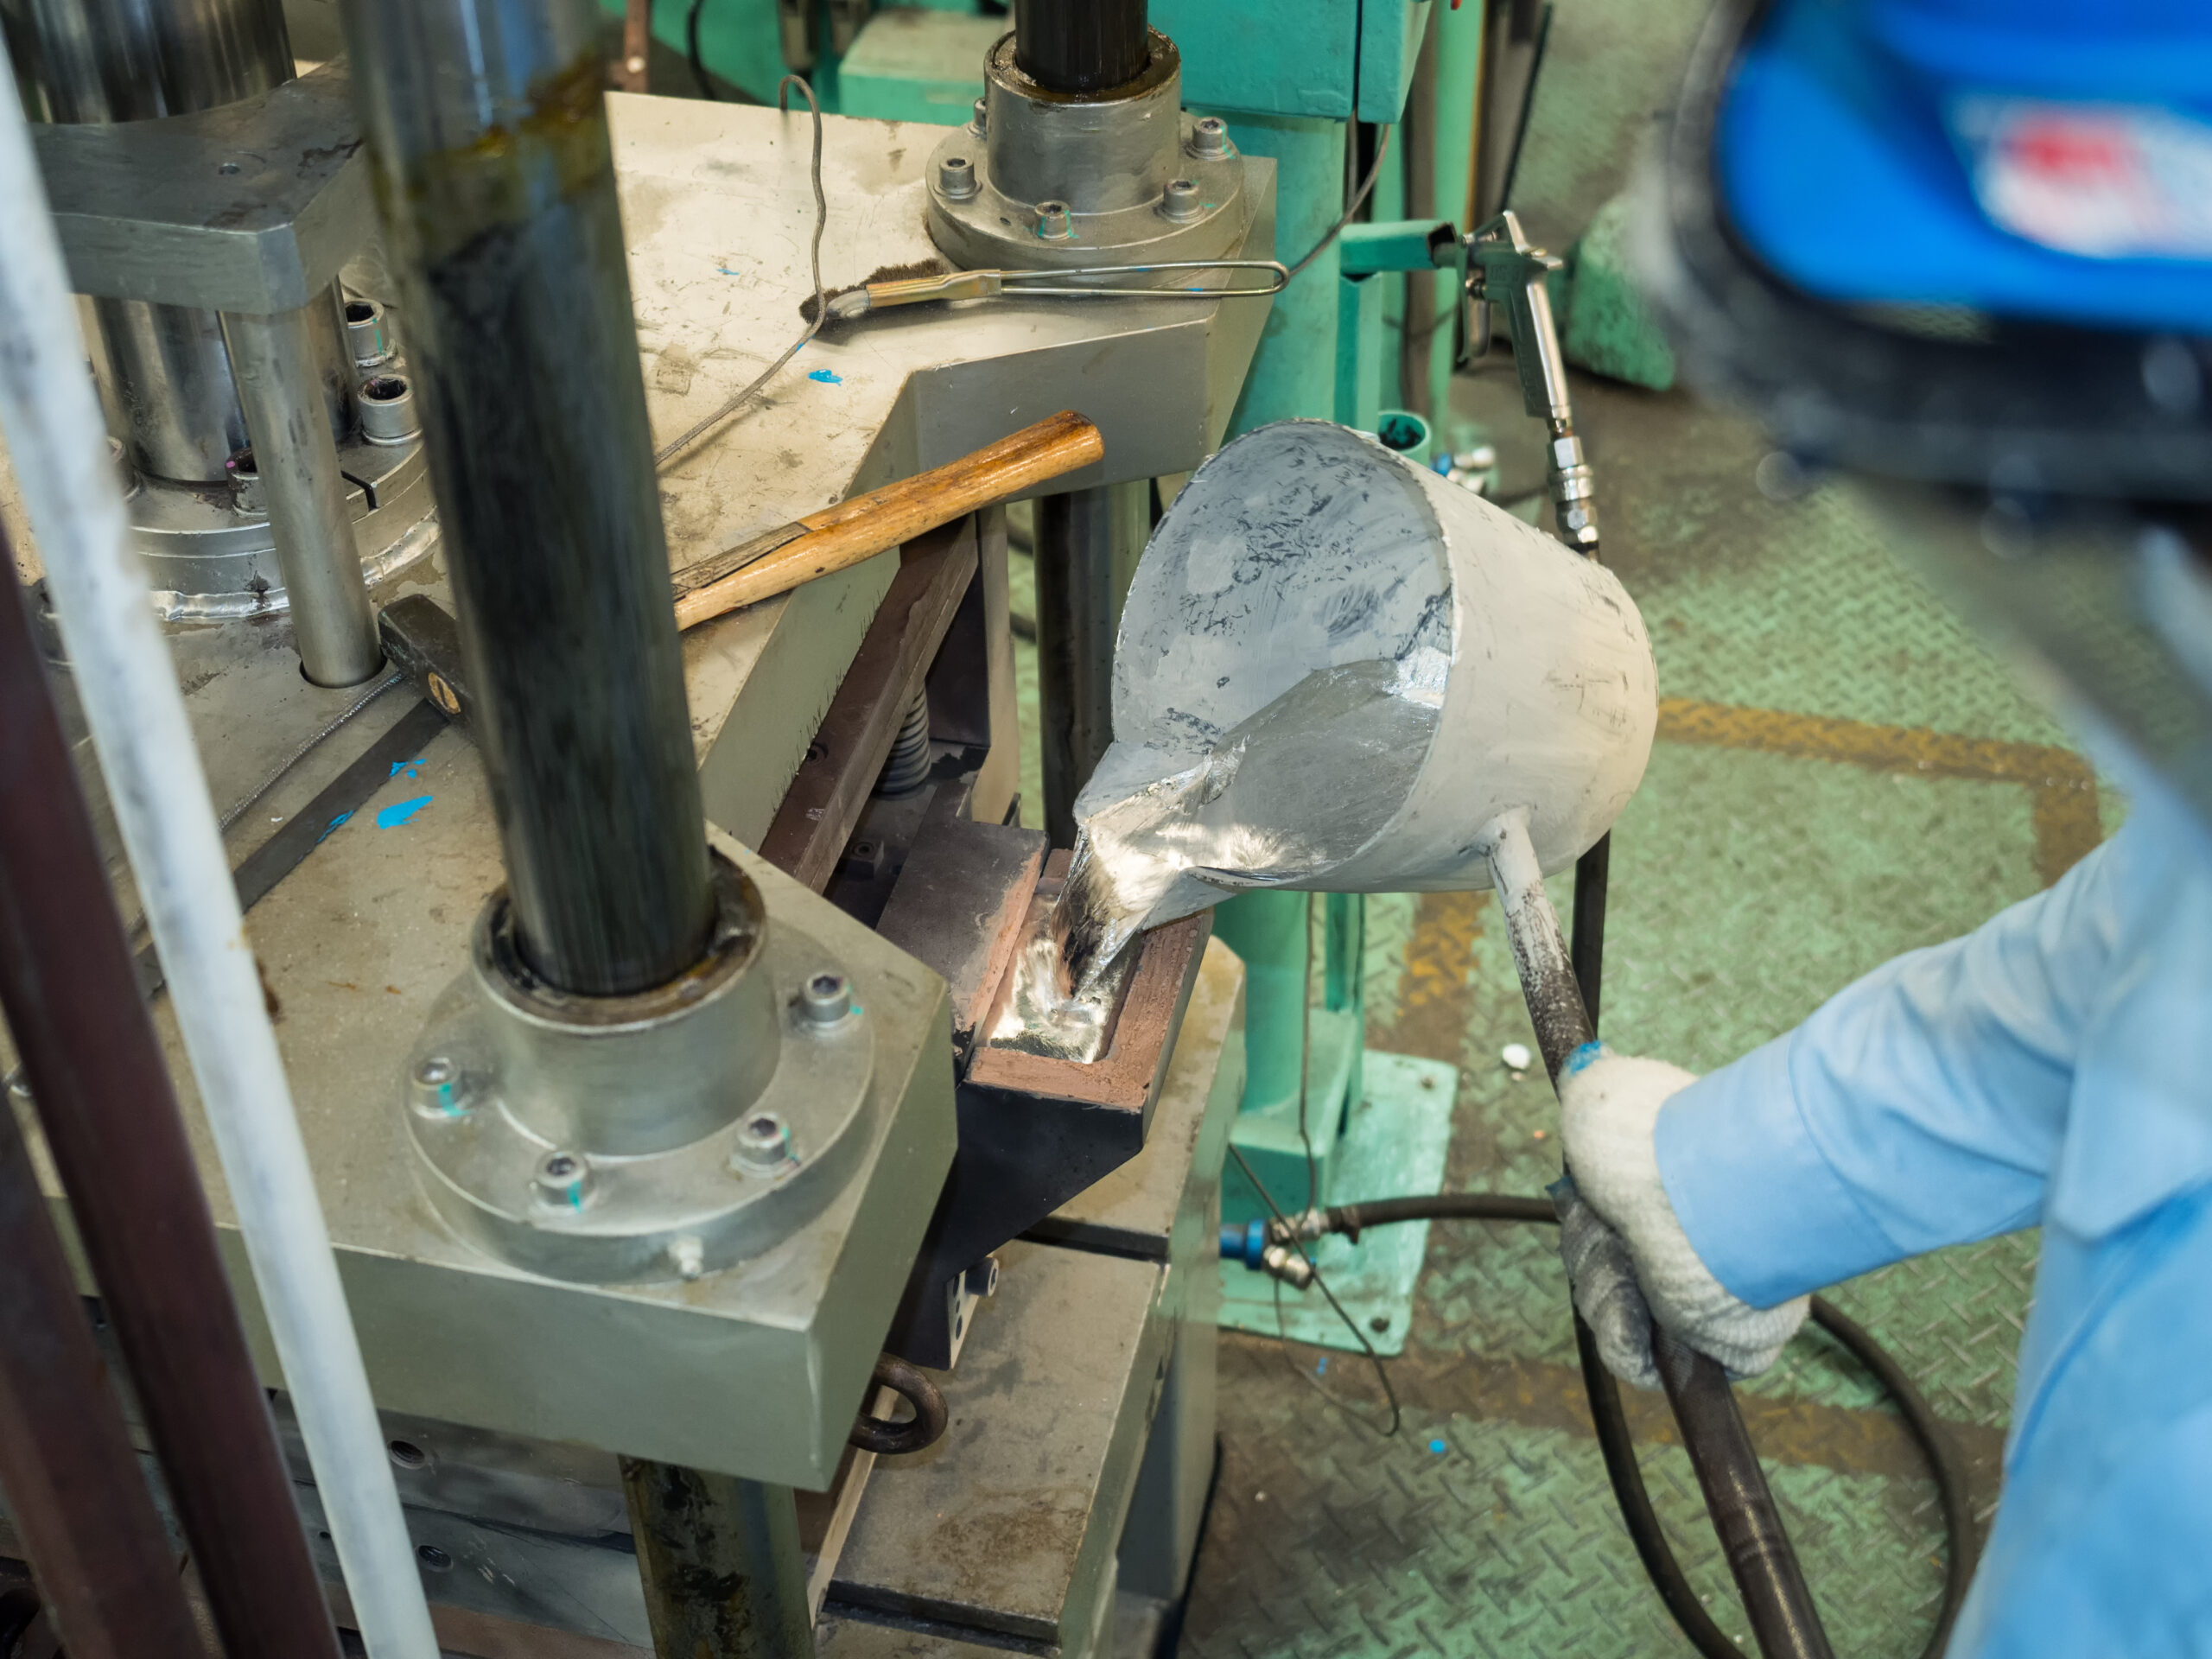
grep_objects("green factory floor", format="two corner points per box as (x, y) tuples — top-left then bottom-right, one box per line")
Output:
(996, 4), (2104, 1651)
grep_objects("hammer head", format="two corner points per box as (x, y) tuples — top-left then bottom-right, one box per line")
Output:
(378, 594), (474, 735)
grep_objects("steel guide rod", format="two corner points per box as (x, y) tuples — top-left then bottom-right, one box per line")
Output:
(341, 0), (713, 998)
(223, 301), (384, 686)
(1011, 0), (1148, 92)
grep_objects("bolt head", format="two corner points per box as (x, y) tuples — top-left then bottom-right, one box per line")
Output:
(1160, 177), (1203, 222)
(938, 153), (979, 200)
(409, 1056), (470, 1119)
(1188, 116), (1232, 157)
(531, 1148), (594, 1210)
(730, 1111), (794, 1176)
(800, 970), (853, 1026)
(1036, 200), (1073, 239)
(969, 96), (988, 134)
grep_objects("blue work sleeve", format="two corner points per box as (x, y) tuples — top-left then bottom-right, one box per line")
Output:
(1651, 834), (2122, 1309)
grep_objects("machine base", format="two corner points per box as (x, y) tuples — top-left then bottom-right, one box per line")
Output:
(1217, 1049), (1458, 1357)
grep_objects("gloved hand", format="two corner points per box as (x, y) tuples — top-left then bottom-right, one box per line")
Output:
(1555, 1044), (1808, 1389)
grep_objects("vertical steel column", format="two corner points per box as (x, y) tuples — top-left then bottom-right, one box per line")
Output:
(343, 0), (712, 996)
(0, 532), (343, 1659)
(1011, 0), (1147, 92)
(622, 1461), (817, 1659)
(224, 303), (382, 685)
(0, 1107), (203, 1659)
(1033, 478), (1148, 846)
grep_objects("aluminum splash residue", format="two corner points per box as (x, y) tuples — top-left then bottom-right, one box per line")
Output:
(982, 931), (1128, 1062)
(1049, 656), (1440, 998)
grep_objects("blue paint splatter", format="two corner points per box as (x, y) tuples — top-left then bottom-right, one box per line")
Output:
(1567, 1039), (1609, 1074)
(1428, 1438), (1446, 1454)
(377, 795), (434, 829)
(1315, 1357), (1328, 1376)
(717, 264), (741, 276)
(389, 756), (426, 780)
(315, 810), (353, 844)
(807, 368), (842, 385)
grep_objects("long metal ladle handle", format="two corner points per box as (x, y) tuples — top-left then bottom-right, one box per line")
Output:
(1483, 810), (1835, 1659)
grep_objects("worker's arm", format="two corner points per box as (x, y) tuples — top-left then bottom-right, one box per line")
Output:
(1560, 821), (2127, 1384)
(1650, 826), (2124, 1310)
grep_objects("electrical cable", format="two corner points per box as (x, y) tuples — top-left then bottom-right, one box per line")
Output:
(1229, 1142), (1402, 1438)
(1302, 1192), (1975, 1659)
(686, 0), (717, 100)
(1497, 3), (1554, 213)
(1284, 125), (1395, 280)
(654, 74), (827, 469)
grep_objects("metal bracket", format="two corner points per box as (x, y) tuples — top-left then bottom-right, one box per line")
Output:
(31, 60), (370, 313)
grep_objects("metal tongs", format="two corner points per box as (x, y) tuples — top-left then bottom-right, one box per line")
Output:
(824, 259), (1288, 320)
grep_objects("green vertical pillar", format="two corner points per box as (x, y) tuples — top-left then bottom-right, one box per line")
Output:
(1205, 115), (1367, 1217)
(1217, 114), (1348, 437)
(1210, 888), (1309, 1117)
(1208, 112), (1346, 1126)
(1425, 0), (1484, 436)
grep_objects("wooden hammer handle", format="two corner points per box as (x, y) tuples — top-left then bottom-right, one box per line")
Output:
(672, 410), (1105, 630)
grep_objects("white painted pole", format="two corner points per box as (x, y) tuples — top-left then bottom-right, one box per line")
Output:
(0, 73), (440, 1659)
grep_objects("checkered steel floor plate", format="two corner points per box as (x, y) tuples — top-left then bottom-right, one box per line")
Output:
(1183, 1357), (1950, 1659)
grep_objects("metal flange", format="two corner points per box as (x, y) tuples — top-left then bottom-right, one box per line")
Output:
(925, 31), (1248, 271)
(404, 849), (879, 1285)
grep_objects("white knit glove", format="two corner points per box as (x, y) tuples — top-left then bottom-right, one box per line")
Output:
(1557, 1046), (1808, 1389)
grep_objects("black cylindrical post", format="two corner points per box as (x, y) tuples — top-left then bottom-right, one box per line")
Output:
(0, 548), (344, 1659)
(343, 0), (714, 996)
(1012, 0), (1147, 92)
(1033, 479), (1148, 845)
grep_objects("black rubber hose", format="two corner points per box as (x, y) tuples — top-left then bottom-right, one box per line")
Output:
(1313, 1193), (1974, 1659)
(849, 1354), (950, 1456)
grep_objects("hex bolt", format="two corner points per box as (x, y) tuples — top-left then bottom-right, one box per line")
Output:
(938, 154), (980, 201)
(225, 448), (264, 515)
(358, 374), (421, 444)
(409, 1055), (469, 1120)
(730, 1111), (794, 1176)
(1160, 178), (1203, 222)
(1036, 200), (1073, 239)
(344, 296), (394, 367)
(1188, 116), (1232, 157)
(800, 970), (852, 1025)
(531, 1148), (594, 1210)
(667, 1234), (705, 1281)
